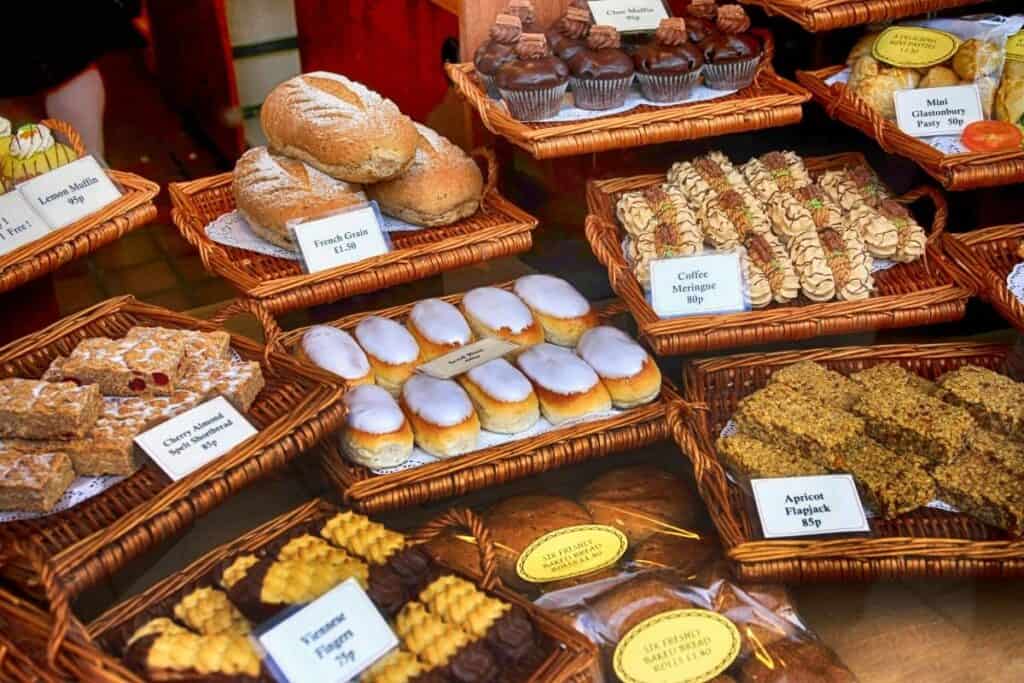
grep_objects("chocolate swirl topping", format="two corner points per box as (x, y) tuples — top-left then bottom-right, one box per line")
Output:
(491, 14), (522, 44)
(687, 0), (718, 20)
(516, 32), (551, 59)
(717, 5), (752, 35)
(560, 6), (592, 39)
(655, 18), (688, 47)
(587, 24), (621, 50)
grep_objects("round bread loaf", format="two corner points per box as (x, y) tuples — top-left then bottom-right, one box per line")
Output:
(233, 147), (365, 250)
(261, 71), (419, 183)
(632, 536), (718, 576)
(484, 495), (592, 590)
(579, 466), (704, 546)
(366, 124), (484, 227)
(587, 575), (698, 642)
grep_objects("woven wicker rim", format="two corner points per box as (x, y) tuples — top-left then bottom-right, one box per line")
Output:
(738, 0), (987, 31)
(277, 288), (676, 512)
(944, 224), (1024, 331)
(673, 341), (1024, 583)
(46, 499), (596, 682)
(0, 119), (160, 295)
(584, 152), (973, 356)
(448, 30), (811, 159)
(168, 149), (538, 313)
(0, 296), (349, 662)
(797, 66), (1024, 190)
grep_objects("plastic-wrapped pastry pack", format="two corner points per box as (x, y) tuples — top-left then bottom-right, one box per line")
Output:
(845, 14), (1024, 122)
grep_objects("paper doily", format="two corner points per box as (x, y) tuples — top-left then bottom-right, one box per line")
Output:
(205, 210), (424, 261)
(0, 474), (126, 524)
(1006, 262), (1024, 304)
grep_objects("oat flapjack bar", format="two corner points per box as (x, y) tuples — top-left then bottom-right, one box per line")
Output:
(937, 366), (1024, 442)
(0, 378), (102, 440)
(716, 432), (829, 479)
(0, 448), (75, 512)
(734, 382), (864, 468)
(844, 438), (935, 518)
(850, 363), (936, 396)
(852, 384), (974, 464)
(934, 453), (1024, 533)
(768, 361), (863, 411)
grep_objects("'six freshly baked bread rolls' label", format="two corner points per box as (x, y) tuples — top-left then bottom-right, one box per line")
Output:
(613, 609), (741, 683)
(872, 27), (962, 69)
(515, 524), (627, 583)
(1008, 32), (1024, 63)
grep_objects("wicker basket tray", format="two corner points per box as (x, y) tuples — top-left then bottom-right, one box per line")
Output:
(0, 297), (346, 600)
(0, 119), (160, 295)
(447, 30), (809, 159)
(585, 152), (972, 356)
(168, 149), (537, 315)
(738, 0), (986, 32)
(277, 288), (677, 513)
(672, 341), (1024, 583)
(944, 224), (1024, 331)
(797, 66), (1024, 191)
(14, 500), (596, 681)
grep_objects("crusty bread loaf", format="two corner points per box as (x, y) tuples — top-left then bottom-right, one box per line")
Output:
(232, 147), (365, 250)
(365, 124), (484, 227)
(261, 71), (419, 183)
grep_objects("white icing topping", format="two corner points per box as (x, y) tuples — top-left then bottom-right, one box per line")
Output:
(466, 359), (533, 403)
(577, 326), (649, 379)
(402, 375), (474, 427)
(301, 325), (370, 379)
(513, 275), (591, 319)
(409, 299), (471, 346)
(345, 384), (406, 434)
(517, 343), (600, 395)
(462, 288), (535, 334)
(354, 317), (420, 365)
(10, 124), (54, 159)
(0, 117), (10, 138)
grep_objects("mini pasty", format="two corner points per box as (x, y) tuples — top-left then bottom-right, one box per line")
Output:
(996, 78), (1024, 127)
(919, 66), (959, 89)
(952, 39), (1003, 81)
(885, 67), (921, 90)
(848, 56), (880, 91)
(847, 33), (880, 65)
(855, 73), (906, 119)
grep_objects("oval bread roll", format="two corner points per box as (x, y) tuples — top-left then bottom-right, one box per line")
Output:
(400, 375), (480, 458)
(458, 358), (539, 434)
(516, 343), (611, 424)
(233, 147), (365, 251)
(341, 384), (413, 468)
(577, 326), (661, 409)
(513, 274), (598, 347)
(354, 317), (421, 395)
(297, 325), (373, 386)
(261, 71), (419, 183)
(406, 298), (473, 362)
(460, 287), (544, 349)
(366, 124), (484, 227)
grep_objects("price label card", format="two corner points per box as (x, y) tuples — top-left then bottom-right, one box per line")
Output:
(259, 578), (398, 683)
(18, 156), (122, 229)
(895, 85), (983, 137)
(649, 252), (748, 318)
(0, 191), (50, 257)
(290, 202), (390, 274)
(416, 338), (520, 379)
(134, 396), (258, 481)
(587, 0), (669, 33)
(751, 474), (869, 539)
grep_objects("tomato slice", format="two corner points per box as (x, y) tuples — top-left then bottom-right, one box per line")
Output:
(961, 120), (1024, 153)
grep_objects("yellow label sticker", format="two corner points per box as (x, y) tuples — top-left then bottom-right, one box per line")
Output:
(1008, 32), (1024, 63)
(613, 610), (741, 683)
(872, 26), (962, 69)
(515, 525), (628, 583)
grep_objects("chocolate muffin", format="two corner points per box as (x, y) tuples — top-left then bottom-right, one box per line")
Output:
(568, 25), (635, 110)
(474, 14), (523, 97)
(633, 18), (705, 102)
(701, 4), (763, 90)
(545, 5), (592, 62)
(496, 33), (569, 121)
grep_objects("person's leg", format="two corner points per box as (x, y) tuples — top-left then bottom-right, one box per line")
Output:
(44, 65), (106, 161)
